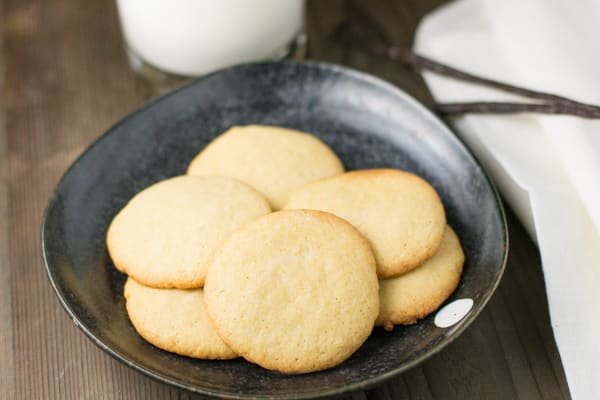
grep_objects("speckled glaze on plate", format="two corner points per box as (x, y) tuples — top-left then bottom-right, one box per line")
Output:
(42, 61), (508, 399)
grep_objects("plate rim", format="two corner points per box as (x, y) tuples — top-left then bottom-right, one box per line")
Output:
(41, 60), (509, 399)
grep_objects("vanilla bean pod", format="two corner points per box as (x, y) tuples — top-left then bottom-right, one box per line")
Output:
(390, 48), (600, 118)
(396, 49), (600, 112)
(436, 101), (600, 119)
(333, 12), (600, 119)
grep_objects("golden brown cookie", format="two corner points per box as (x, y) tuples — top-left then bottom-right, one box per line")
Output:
(285, 169), (447, 278)
(187, 125), (344, 210)
(107, 175), (270, 288)
(204, 210), (379, 374)
(124, 278), (237, 359)
(376, 226), (464, 329)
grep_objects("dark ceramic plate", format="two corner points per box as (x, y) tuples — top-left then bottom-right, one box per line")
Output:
(42, 61), (507, 399)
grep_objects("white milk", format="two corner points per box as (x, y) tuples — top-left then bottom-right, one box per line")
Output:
(116, 0), (305, 77)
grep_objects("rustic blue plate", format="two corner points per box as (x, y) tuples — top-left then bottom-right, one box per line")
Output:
(42, 61), (507, 399)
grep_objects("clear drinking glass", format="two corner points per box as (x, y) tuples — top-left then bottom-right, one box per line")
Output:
(116, 0), (306, 93)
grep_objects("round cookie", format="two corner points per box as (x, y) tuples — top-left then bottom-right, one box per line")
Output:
(377, 226), (464, 330)
(204, 210), (379, 374)
(285, 169), (446, 278)
(124, 278), (237, 359)
(107, 175), (271, 288)
(186, 125), (344, 210)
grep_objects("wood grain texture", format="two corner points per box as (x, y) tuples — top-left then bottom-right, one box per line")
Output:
(0, 0), (570, 398)
(1, 3), (16, 399)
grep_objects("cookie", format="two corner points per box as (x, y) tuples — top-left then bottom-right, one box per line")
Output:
(186, 125), (344, 210)
(124, 278), (237, 359)
(285, 169), (446, 278)
(376, 226), (464, 329)
(203, 210), (379, 374)
(107, 175), (271, 288)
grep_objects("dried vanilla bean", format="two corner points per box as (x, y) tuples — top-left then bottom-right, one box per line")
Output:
(333, 8), (600, 119)
(396, 50), (600, 116)
(436, 101), (600, 119)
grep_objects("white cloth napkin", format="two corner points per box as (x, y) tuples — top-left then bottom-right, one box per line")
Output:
(415, 1), (600, 398)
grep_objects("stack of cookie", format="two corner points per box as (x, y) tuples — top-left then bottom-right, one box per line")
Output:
(106, 125), (464, 374)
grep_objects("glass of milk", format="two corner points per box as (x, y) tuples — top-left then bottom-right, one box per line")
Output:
(116, 0), (306, 91)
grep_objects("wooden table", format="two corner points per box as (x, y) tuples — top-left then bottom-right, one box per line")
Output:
(0, 0), (571, 398)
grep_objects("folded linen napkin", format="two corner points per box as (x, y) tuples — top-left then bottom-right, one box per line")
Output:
(415, 1), (600, 398)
